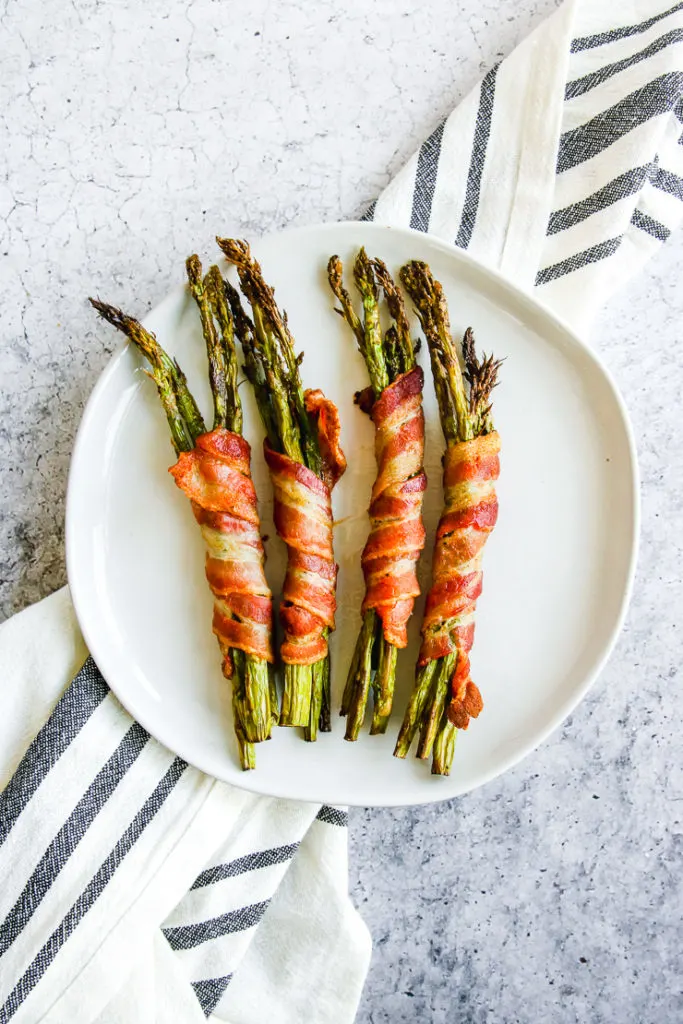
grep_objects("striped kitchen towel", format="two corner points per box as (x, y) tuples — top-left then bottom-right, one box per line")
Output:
(367, 0), (683, 333)
(0, 590), (369, 1024)
(2, 1), (683, 1022)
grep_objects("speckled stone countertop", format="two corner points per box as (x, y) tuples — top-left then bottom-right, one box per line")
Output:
(2, 1), (683, 1020)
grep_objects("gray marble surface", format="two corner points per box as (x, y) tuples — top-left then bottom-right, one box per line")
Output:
(2, 0), (682, 1021)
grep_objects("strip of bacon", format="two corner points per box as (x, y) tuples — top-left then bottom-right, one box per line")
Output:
(304, 388), (347, 489)
(418, 430), (501, 727)
(360, 366), (427, 648)
(262, 389), (345, 666)
(170, 428), (274, 674)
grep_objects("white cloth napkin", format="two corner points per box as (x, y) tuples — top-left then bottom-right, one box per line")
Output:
(0, 590), (370, 1024)
(368, 0), (683, 333)
(2, 1), (683, 1021)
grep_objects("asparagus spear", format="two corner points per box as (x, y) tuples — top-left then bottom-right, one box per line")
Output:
(327, 250), (419, 740)
(329, 252), (386, 740)
(89, 301), (202, 454)
(186, 255), (274, 747)
(90, 267), (274, 769)
(221, 275), (282, 732)
(395, 260), (501, 775)
(217, 237), (331, 740)
(186, 255), (229, 430)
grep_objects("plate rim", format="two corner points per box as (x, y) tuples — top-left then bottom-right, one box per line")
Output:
(66, 221), (640, 807)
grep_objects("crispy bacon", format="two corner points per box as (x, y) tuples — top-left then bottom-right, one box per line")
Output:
(170, 429), (274, 673)
(264, 401), (344, 664)
(418, 431), (501, 728)
(263, 389), (345, 666)
(360, 367), (427, 648)
(304, 389), (347, 489)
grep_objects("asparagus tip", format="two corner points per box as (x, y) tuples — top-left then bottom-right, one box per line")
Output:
(89, 297), (131, 332)
(185, 253), (203, 288)
(327, 254), (344, 294)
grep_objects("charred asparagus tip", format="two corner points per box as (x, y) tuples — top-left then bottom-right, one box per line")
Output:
(186, 252), (230, 431)
(353, 247), (379, 301)
(372, 258), (415, 372)
(216, 235), (250, 263)
(90, 297), (130, 332)
(185, 253), (203, 288)
(327, 254), (344, 293)
(327, 254), (365, 351)
(205, 264), (243, 435)
(89, 296), (203, 453)
(89, 298), (154, 365)
(462, 326), (503, 433)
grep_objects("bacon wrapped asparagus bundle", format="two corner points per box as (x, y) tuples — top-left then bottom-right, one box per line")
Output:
(217, 238), (346, 741)
(90, 255), (276, 771)
(327, 250), (427, 739)
(395, 261), (501, 776)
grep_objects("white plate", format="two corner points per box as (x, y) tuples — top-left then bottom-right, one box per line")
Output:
(66, 222), (639, 807)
